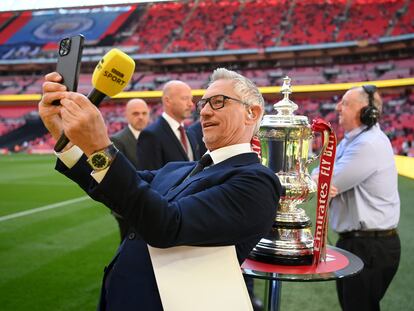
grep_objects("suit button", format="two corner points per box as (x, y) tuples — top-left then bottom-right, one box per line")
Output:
(128, 232), (136, 240)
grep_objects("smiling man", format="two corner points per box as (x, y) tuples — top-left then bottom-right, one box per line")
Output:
(38, 67), (282, 311)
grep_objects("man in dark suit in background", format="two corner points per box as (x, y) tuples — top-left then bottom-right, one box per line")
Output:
(111, 98), (150, 168)
(137, 80), (202, 170)
(38, 67), (282, 311)
(110, 98), (150, 240)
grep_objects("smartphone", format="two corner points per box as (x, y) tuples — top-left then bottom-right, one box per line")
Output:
(52, 34), (84, 105)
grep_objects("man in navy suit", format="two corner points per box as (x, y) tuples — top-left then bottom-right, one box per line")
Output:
(110, 98), (150, 240)
(187, 118), (263, 310)
(137, 80), (201, 170)
(38, 68), (282, 311)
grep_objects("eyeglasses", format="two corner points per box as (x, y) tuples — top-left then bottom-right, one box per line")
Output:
(197, 94), (247, 112)
(362, 84), (377, 107)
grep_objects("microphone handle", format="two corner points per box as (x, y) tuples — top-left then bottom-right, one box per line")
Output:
(88, 88), (107, 107)
(53, 89), (106, 152)
(54, 133), (70, 152)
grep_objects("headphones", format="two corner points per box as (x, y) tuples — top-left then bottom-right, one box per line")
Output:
(360, 84), (380, 128)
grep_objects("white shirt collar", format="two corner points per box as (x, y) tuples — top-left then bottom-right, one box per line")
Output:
(128, 124), (140, 140)
(162, 112), (182, 130)
(208, 143), (253, 165)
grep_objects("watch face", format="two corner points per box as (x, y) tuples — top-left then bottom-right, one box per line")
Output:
(87, 144), (118, 171)
(92, 153), (109, 169)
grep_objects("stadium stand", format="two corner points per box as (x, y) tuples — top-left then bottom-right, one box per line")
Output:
(0, 0), (413, 156)
(122, 1), (188, 53)
(2, 58), (411, 94)
(1, 0), (414, 56)
(390, 0), (414, 36)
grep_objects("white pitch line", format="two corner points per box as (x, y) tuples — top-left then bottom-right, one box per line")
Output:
(0, 196), (90, 222)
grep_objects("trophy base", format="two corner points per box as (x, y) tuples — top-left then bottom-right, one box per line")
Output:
(248, 224), (314, 266)
(248, 251), (313, 266)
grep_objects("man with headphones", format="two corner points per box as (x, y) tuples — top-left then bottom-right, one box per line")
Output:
(313, 85), (400, 311)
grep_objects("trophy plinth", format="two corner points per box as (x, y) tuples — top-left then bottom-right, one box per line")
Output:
(249, 76), (317, 266)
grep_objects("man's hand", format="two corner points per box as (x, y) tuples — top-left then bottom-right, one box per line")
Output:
(38, 72), (67, 141)
(329, 185), (339, 198)
(60, 92), (111, 156)
(312, 174), (339, 198)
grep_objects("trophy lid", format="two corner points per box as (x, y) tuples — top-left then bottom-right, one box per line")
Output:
(261, 76), (309, 128)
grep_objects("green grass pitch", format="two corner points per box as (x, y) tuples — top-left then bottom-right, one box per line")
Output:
(1, 154), (413, 310)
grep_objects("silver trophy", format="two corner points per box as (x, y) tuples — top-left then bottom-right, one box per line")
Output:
(249, 77), (326, 265)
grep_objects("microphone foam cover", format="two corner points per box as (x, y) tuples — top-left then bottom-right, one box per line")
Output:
(92, 48), (135, 97)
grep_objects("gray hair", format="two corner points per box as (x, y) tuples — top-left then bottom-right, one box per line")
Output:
(356, 86), (383, 113)
(209, 68), (264, 134)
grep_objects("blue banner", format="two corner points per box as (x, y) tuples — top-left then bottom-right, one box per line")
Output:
(6, 11), (122, 44)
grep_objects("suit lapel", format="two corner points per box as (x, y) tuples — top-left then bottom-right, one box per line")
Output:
(156, 164), (195, 196)
(125, 128), (137, 153)
(164, 153), (259, 201)
(159, 117), (189, 161)
(187, 130), (199, 160)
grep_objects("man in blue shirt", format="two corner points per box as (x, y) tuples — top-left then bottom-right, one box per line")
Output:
(314, 85), (400, 311)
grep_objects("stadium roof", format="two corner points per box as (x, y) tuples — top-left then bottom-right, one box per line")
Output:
(0, 0), (169, 12)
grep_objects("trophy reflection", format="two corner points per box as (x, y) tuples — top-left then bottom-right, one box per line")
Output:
(249, 76), (323, 265)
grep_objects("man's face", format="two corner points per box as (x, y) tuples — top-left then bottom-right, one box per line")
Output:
(165, 83), (193, 122)
(336, 89), (364, 132)
(126, 100), (150, 131)
(200, 79), (250, 151)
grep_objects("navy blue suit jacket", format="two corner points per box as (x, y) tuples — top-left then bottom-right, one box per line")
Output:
(136, 116), (202, 170)
(57, 152), (281, 311)
(187, 121), (207, 156)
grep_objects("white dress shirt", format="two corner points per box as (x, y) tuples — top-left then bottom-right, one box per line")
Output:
(128, 123), (140, 140)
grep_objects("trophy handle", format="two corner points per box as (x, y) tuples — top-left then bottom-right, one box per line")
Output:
(305, 130), (330, 168)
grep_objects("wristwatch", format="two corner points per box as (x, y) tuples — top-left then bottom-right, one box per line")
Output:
(87, 144), (119, 171)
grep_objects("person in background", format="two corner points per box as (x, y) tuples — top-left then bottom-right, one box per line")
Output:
(312, 85), (400, 311)
(38, 67), (282, 311)
(111, 98), (150, 168)
(136, 80), (202, 170)
(110, 98), (150, 240)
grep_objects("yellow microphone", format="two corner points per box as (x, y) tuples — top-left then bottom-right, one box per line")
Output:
(54, 48), (135, 152)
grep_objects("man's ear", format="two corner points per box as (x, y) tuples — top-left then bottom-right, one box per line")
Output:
(163, 95), (172, 111)
(246, 105), (261, 124)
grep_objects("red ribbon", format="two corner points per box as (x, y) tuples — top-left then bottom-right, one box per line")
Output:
(251, 135), (262, 160)
(311, 118), (337, 265)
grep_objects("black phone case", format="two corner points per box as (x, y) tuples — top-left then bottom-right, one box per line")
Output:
(53, 34), (84, 105)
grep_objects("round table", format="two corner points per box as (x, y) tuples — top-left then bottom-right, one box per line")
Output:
(242, 245), (364, 311)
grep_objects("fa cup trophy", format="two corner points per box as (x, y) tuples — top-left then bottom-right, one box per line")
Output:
(249, 76), (330, 265)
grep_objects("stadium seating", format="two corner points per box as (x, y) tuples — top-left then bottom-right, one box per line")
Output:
(2, 87), (413, 156)
(1, 0), (413, 156)
(3, 58), (410, 94)
(122, 2), (188, 53)
(2, 0), (414, 56)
